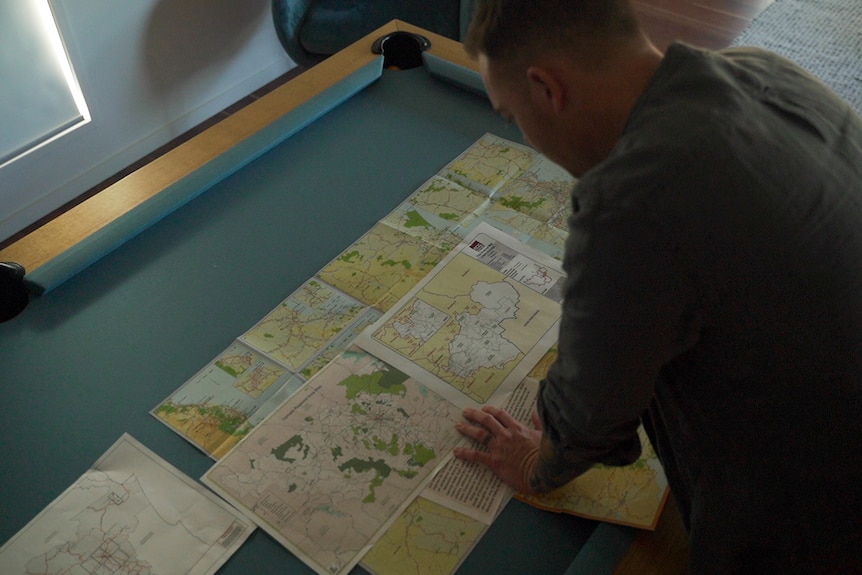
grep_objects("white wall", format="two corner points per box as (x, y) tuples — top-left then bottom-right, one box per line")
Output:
(0, 0), (295, 243)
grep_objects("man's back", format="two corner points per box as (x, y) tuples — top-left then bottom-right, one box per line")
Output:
(564, 43), (862, 572)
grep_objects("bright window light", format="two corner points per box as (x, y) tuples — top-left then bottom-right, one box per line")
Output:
(0, 1), (90, 168)
(38, 0), (90, 123)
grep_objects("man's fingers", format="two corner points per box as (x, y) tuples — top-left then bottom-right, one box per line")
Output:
(453, 447), (492, 466)
(453, 406), (543, 494)
(456, 421), (491, 443)
(479, 405), (521, 429)
(461, 407), (505, 437)
(531, 408), (543, 430)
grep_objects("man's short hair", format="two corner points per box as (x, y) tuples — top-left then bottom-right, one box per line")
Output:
(465, 0), (641, 61)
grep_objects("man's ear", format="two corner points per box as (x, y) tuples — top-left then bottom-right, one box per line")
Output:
(526, 66), (567, 114)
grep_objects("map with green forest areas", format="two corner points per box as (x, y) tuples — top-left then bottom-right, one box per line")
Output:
(381, 175), (488, 242)
(202, 349), (465, 575)
(443, 133), (537, 194)
(317, 222), (452, 312)
(152, 341), (293, 459)
(240, 278), (366, 370)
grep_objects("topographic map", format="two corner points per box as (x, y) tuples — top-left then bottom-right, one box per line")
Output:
(241, 278), (367, 370)
(374, 134), (577, 263)
(518, 426), (669, 529)
(317, 222), (453, 313)
(153, 280), (380, 459)
(444, 135), (538, 194)
(153, 133), (575, 461)
(441, 133), (575, 260)
(0, 435), (252, 575)
(357, 223), (563, 409)
(152, 340), (299, 459)
(143, 133), (669, 575)
(361, 496), (487, 575)
(202, 349), (465, 575)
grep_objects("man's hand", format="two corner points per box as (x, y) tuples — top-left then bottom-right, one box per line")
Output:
(454, 406), (544, 495)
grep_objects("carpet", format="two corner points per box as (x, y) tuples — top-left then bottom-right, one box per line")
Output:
(730, 0), (862, 115)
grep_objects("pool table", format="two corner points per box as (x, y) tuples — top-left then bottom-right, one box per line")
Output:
(0, 20), (688, 575)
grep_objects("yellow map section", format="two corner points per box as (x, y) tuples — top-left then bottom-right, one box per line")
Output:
(522, 349), (668, 529)
(382, 175), (487, 242)
(518, 426), (669, 529)
(444, 134), (537, 193)
(370, 251), (560, 403)
(317, 222), (451, 312)
(298, 308), (381, 379)
(241, 278), (364, 370)
(528, 347), (558, 380)
(494, 155), (574, 228)
(362, 497), (486, 575)
(153, 342), (290, 459)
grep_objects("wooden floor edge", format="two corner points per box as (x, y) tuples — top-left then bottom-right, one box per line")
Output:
(613, 492), (690, 574)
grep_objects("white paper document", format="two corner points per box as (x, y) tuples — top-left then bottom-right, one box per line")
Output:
(423, 377), (540, 524)
(0, 434), (253, 575)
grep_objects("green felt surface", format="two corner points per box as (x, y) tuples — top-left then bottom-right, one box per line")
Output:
(29, 59), (385, 293)
(0, 64), (631, 574)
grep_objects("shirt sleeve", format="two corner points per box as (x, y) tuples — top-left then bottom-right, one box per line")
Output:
(534, 183), (700, 488)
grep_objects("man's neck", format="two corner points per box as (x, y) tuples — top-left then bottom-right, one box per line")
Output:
(578, 39), (665, 169)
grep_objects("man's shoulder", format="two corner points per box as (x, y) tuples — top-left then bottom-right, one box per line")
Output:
(581, 41), (862, 208)
(635, 42), (860, 145)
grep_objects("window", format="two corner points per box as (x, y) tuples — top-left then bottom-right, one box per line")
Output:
(0, 1), (90, 167)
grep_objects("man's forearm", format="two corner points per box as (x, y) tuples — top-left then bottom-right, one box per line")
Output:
(528, 433), (595, 493)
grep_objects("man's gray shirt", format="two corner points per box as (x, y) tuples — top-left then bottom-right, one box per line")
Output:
(539, 43), (862, 573)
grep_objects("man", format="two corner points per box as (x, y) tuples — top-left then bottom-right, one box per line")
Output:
(452, 1), (862, 572)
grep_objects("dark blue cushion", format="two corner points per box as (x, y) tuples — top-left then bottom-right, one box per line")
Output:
(300, 0), (461, 57)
